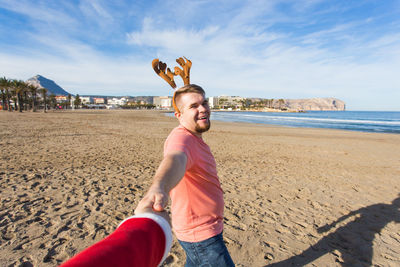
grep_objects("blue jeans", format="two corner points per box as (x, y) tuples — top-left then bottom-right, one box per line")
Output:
(178, 233), (235, 267)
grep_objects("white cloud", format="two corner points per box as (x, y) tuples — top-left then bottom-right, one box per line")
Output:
(0, 46), (160, 96)
(1, 0), (399, 110)
(125, 15), (400, 110)
(78, 0), (115, 28)
(0, 0), (76, 26)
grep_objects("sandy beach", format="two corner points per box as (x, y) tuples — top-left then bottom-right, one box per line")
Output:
(0, 109), (399, 266)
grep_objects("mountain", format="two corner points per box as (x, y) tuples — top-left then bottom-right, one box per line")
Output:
(26, 75), (71, 96)
(284, 97), (346, 111)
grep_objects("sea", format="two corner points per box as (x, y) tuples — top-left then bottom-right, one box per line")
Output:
(167, 111), (400, 134)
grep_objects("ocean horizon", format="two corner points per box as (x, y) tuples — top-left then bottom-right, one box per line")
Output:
(167, 110), (400, 134)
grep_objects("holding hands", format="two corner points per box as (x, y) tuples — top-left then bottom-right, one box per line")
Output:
(134, 151), (188, 224)
(134, 186), (170, 223)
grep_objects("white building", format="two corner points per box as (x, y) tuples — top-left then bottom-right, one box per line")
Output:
(107, 97), (127, 106)
(208, 97), (219, 109)
(70, 96), (75, 109)
(217, 95), (244, 108)
(80, 96), (93, 104)
(93, 97), (105, 104)
(153, 96), (172, 109)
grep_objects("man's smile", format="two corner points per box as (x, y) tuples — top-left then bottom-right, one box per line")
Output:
(197, 114), (209, 122)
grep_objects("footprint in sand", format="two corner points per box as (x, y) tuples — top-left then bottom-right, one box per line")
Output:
(43, 238), (67, 263)
(162, 253), (178, 265)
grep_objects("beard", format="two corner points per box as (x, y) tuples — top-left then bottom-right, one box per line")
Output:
(195, 120), (211, 133)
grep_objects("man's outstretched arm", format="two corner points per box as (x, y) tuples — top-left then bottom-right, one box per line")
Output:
(135, 151), (187, 213)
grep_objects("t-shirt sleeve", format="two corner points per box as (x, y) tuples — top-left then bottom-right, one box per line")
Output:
(164, 129), (194, 170)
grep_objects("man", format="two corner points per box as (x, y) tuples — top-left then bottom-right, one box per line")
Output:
(136, 84), (235, 266)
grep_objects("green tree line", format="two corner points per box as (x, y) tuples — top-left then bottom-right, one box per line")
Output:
(0, 76), (77, 112)
(216, 98), (286, 110)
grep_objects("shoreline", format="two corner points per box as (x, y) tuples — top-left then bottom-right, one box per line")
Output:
(161, 109), (400, 135)
(211, 108), (305, 113)
(1, 110), (399, 266)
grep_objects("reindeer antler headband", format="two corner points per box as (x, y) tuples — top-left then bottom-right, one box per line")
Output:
(152, 57), (192, 112)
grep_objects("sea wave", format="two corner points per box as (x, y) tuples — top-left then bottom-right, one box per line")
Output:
(166, 111), (400, 133)
(214, 113), (400, 126)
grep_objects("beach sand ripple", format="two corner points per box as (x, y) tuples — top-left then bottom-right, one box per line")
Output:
(1, 110), (399, 266)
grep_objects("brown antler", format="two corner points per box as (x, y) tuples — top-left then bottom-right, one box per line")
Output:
(152, 59), (177, 88)
(152, 56), (192, 89)
(152, 57), (193, 113)
(174, 57), (191, 85)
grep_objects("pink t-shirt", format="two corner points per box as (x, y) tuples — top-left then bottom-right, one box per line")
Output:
(164, 126), (224, 242)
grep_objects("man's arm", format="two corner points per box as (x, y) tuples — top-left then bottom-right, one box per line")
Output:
(135, 151), (187, 213)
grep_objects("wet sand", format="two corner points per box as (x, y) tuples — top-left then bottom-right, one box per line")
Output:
(0, 110), (399, 266)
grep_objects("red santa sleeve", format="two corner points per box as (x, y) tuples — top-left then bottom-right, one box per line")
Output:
(60, 213), (172, 267)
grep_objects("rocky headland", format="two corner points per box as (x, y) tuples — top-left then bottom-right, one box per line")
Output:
(284, 97), (345, 111)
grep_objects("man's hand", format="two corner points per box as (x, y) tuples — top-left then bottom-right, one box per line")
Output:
(134, 187), (170, 224)
(135, 187), (168, 212)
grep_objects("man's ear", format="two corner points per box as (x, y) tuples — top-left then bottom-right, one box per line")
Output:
(174, 111), (181, 119)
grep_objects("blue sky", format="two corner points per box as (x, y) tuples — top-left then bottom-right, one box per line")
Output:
(1, 0), (399, 110)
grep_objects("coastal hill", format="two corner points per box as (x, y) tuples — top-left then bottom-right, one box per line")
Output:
(26, 75), (71, 96)
(24, 75), (345, 110)
(246, 97), (346, 111)
(284, 97), (346, 111)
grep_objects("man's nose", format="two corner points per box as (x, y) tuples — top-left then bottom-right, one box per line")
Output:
(198, 104), (207, 112)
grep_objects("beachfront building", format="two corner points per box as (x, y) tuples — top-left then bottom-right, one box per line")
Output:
(80, 96), (93, 104)
(132, 96), (153, 105)
(55, 95), (67, 103)
(94, 97), (105, 104)
(70, 95), (75, 109)
(208, 96), (219, 109)
(54, 95), (70, 109)
(216, 95), (244, 109)
(107, 97), (127, 106)
(153, 96), (172, 109)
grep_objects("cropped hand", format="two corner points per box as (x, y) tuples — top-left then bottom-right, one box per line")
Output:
(135, 187), (168, 213)
(134, 197), (170, 226)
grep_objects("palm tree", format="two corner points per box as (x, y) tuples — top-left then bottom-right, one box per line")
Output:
(49, 94), (56, 109)
(28, 84), (39, 112)
(239, 99), (246, 110)
(67, 94), (72, 110)
(0, 77), (14, 111)
(39, 87), (48, 113)
(0, 77), (7, 111)
(218, 98), (227, 109)
(12, 80), (26, 112)
(4, 78), (12, 112)
(6, 86), (12, 111)
(278, 99), (285, 110)
(0, 91), (4, 111)
(23, 86), (29, 111)
(269, 99), (274, 109)
(74, 94), (81, 109)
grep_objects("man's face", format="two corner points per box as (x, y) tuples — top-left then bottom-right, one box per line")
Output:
(175, 92), (211, 136)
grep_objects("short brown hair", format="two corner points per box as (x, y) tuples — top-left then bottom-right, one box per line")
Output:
(173, 84), (205, 112)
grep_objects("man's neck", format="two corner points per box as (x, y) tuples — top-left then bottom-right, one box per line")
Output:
(180, 125), (203, 139)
